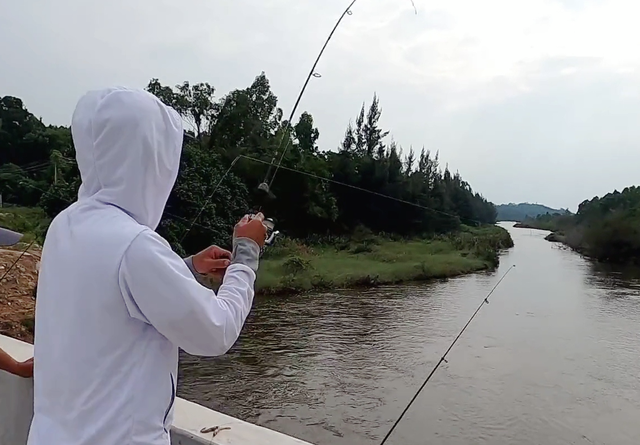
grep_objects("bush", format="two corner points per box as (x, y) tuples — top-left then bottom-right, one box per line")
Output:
(351, 243), (375, 254)
(282, 256), (312, 275)
(0, 206), (50, 243)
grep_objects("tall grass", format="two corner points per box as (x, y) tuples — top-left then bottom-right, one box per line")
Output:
(0, 206), (50, 244)
(257, 225), (513, 294)
(0, 206), (515, 295)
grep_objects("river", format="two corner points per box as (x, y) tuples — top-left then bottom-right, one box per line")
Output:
(178, 223), (640, 445)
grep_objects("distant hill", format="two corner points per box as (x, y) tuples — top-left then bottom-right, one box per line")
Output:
(496, 203), (571, 222)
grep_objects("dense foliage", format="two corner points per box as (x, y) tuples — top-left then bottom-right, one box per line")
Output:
(1, 73), (497, 254)
(495, 202), (570, 222)
(523, 186), (640, 263)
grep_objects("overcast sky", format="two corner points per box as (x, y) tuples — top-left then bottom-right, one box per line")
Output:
(2, 0), (639, 211)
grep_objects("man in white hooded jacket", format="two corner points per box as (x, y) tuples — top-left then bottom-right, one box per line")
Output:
(27, 87), (267, 445)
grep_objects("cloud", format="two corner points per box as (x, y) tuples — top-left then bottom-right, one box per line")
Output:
(1, 0), (639, 209)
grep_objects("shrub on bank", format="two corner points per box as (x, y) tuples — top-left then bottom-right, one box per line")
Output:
(257, 225), (513, 295)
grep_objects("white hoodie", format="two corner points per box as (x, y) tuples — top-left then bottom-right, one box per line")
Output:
(28, 87), (259, 445)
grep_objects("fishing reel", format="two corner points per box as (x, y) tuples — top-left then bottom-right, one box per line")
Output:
(248, 214), (280, 254)
(261, 217), (280, 247)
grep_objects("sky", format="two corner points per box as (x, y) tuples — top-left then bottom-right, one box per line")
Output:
(2, 0), (639, 211)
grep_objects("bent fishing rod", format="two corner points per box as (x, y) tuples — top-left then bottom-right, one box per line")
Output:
(257, 0), (357, 198)
(181, 0), (418, 245)
(257, 0), (416, 202)
(181, 0), (358, 244)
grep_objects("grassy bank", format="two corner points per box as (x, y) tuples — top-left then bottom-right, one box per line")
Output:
(0, 206), (514, 296)
(257, 225), (514, 294)
(0, 206), (50, 243)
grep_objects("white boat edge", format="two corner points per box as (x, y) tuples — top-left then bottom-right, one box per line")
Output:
(0, 333), (315, 445)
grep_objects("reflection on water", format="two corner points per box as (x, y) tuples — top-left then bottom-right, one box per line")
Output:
(178, 224), (640, 445)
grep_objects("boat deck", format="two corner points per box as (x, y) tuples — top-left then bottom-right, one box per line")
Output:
(0, 334), (314, 445)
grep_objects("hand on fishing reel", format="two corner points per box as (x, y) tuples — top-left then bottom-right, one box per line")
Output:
(242, 213), (280, 254)
(234, 213), (270, 248)
(260, 217), (280, 247)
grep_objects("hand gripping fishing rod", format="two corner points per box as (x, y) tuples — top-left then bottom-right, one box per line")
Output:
(378, 264), (516, 445)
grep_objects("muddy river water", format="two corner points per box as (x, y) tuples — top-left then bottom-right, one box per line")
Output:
(179, 223), (640, 445)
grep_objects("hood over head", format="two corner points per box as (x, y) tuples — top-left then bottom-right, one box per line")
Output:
(71, 87), (183, 229)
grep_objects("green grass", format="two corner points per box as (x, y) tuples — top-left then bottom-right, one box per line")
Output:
(0, 206), (50, 244)
(257, 225), (514, 295)
(0, 206), (515, 295)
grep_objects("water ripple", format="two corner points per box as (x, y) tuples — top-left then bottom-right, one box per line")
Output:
(179, 225), (640, 444)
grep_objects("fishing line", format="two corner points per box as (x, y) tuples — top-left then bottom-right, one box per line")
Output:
(15, 180), (219, 244)
(0, 161), (52, 175)
(0, 241), (36, 283)
(240, 154), (488, 225)
(178, 0), (420, 239)
(23, 149), (491, 244)
(178, 151), (491, 240)
(377, 264), (516, 445)
(178, 156), (241, 243)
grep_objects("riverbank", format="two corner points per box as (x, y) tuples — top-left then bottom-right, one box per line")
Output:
(257, 225), (514, 294)
(0, 205), (513, 339)
(513, 221), (541, 230)
(513, 220), (585, 254)
(514, 215), (635, 264)
(179, 220), (640, 445)
(512, 186), (640, 264)
(0, 245), (39, 343)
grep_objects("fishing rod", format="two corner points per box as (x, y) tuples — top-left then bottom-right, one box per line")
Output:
(257, 0), (358, 200)
(181, 0), (418, 247)
(377, 264), (516, 445)
(184, 0), (360, 246)
(257, 0), (417, 201)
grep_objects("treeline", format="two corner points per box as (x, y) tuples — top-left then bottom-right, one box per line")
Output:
(523, 186), (640, 263)
(496, 202), (570, 222)
(1, 73), (497, 254)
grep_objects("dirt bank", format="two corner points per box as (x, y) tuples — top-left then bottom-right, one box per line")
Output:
(0, 246), (40, 343)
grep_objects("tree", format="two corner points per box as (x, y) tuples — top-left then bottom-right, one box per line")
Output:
(3, 73), (499, 254)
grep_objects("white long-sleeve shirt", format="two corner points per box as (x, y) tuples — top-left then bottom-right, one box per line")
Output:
(28, 87), (258, 445)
